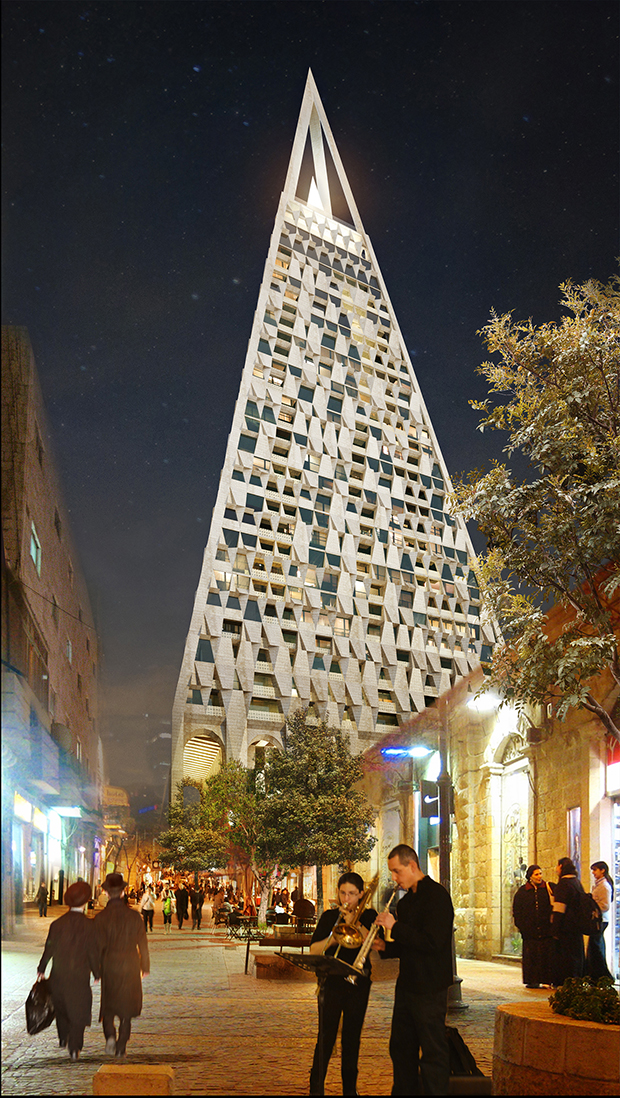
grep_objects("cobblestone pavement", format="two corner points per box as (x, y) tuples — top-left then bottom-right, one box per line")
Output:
(2, 908), (551, 1095)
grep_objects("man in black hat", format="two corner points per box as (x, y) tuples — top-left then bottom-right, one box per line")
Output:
(37, 880), (100, 1061)
(93, 873), (150, 1058)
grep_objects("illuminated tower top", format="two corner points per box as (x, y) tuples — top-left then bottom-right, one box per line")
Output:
(171, 73), (497, 790)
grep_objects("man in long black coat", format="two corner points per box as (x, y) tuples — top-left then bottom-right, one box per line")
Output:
(93, 873), (150, 1058)
(37, 880), (100, 1061)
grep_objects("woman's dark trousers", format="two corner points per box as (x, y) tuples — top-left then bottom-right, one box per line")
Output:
(309, 975), (371, 1095)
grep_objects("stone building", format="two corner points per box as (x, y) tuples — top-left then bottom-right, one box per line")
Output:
(1, 326), (104, 935)
(360, 585), (619, 979)
(171, 72), (498, 792)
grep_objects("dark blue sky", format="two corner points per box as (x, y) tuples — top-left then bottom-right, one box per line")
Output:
(2, 0), (618, 806)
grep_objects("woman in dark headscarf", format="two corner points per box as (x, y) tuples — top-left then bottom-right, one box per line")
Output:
(512, 865), (553, 987)
(551, 857), (586, 986)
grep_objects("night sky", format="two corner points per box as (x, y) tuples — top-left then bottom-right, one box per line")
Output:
(2, 1), (618, 811)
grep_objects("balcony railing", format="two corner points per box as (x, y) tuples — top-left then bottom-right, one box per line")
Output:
(252, 685), (276, 699)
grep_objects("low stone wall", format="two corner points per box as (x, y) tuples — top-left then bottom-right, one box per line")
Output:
(493, 1001), (620, 1095)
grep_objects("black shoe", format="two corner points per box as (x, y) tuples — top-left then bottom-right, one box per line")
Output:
(59, 1041), (67, 1049)
(69, 1051), (79, 1062)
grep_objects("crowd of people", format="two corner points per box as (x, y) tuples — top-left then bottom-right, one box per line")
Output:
(512, 857), (614, 988)
(32, 852), (614, 1090)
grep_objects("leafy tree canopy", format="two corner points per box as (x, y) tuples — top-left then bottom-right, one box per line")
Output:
(262, 708), (377, 867)
(452, 277), (620, 740)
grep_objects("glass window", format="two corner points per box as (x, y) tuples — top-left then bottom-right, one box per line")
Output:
(30, 523), (41, 574)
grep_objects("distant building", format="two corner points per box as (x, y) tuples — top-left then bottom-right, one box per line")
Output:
(1, 326), (104, 935)
(171, 73), (498, 791)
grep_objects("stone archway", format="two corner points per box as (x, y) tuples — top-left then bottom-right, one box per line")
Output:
(182, 735), (222, 782)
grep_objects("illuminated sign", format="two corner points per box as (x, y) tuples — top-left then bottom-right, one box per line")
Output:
(14, 794), (32, 823)
(32, 809), (48, 833)
(54, 806), (82, 818)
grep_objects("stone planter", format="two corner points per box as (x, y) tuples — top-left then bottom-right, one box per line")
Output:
(493, 1001), (619, 1095)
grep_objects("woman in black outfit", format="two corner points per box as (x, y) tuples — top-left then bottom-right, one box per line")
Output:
(512, 865), (553, 987)
(551, 857), (586, 986)
(308, 872), (380, 1096)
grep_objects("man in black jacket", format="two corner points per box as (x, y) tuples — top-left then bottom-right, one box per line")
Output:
(374, 844), (454, 1095)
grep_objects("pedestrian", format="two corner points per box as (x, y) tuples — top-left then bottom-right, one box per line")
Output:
(36, 880), (100, 1061)
(190, 884), (205, 930)
(374, 844), (454, 1096)
(308, 872), (380, 1096)
(551, 857), (586, 986)
(162, 888), (173, 934)
(512, 865), (554, 987)
(93, 872), (150, 1058)
(587, 861), (614, 981)
(174, 880), (189, 929)
(35, 881), (48, 918)
(140, 885), (155, 932)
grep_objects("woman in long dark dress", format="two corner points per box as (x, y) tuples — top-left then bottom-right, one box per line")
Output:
(551, 856), (586, 986)
(512, 864), (553, 987)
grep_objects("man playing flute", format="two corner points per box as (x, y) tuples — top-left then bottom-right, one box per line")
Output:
(373, 844), (454, 1095)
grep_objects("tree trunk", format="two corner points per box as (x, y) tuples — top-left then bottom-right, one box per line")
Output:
(258, 876), (272, 925)
(316, 865), (324, 916)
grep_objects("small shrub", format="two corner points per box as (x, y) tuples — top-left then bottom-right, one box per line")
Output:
(549, 977), (620, 1025)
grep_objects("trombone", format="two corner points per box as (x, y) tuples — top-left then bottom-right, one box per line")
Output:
(347, 884), (399, 976)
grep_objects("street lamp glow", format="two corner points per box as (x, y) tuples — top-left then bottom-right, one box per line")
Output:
(381, 746), (432, 758)
(466, 692), (501, 713)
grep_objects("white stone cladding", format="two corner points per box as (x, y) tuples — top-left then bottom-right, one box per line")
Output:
(171, 73), (497, 788)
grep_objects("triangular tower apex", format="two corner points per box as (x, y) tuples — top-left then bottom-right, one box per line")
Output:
(283, 72), (364, 234)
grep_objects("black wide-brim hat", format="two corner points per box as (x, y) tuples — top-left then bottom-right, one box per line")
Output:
(65, 881), (92, 907)
(102, 872), (127, 892)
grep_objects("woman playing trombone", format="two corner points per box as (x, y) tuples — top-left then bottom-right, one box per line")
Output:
(308, 872), (382, 1096)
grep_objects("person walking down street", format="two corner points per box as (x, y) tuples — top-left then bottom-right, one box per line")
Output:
(551, 857), (586, 986)
(93, 873), (150, 1059)
(374, 844), (454, 1096)
(190, 885), (205, 930)
(36, 881), (100, 1061)
(35, 882), (48, 918)
(174, 881), (189, 929)
(162, 888), (173, 934)
(587, 861), (614, 981)
(512, 865), (554, 987)
(140, 885), (155, 932)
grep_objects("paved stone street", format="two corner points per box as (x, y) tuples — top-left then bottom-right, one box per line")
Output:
(2, 908), (551, 1095)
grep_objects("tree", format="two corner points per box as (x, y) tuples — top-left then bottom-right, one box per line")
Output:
(262, 708), (377, 912)
(157, 769), (281, 920)
(452, 276), (620, 740)
(156, 778), (230, 876)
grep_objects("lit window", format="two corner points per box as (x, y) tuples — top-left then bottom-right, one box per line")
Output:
(29, 523), (41, 574)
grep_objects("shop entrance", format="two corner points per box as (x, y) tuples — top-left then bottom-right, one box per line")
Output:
(500, 744), (529, 956)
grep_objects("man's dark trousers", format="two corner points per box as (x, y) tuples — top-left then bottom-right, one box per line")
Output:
(389, 984), (449, 1095)
(55, 1008), (85, 1054)
(103, 1013), (132, 1054)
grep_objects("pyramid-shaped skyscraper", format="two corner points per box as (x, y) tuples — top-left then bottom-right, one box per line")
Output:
(171, 73), (497, 788)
